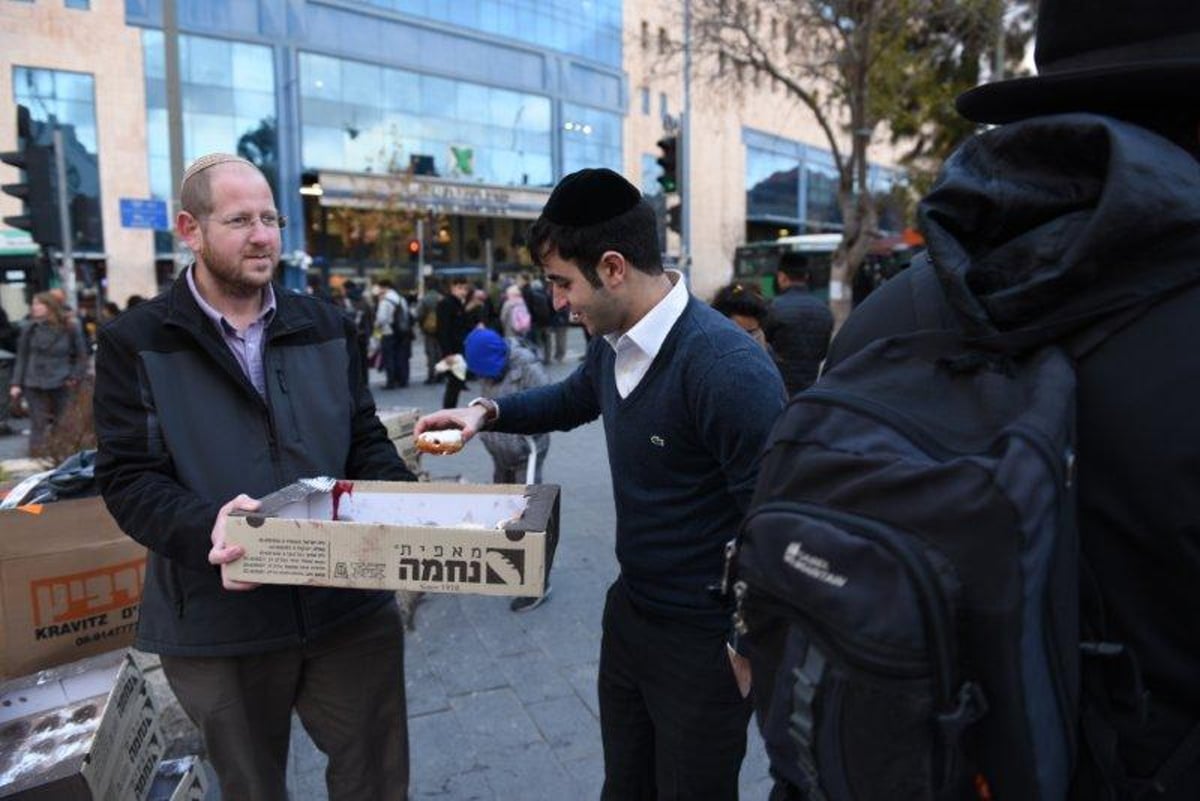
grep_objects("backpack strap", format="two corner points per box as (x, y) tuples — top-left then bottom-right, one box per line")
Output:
(787, 643), (829, 801)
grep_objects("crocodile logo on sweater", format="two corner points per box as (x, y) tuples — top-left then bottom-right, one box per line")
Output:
(650, 435), (665, 447)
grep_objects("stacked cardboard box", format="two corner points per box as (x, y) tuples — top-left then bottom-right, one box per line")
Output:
(0, 651), (165, 800)
(146, 756), (209, 801)
(0, 498), (147, 680)
(225, 479), (559, 598)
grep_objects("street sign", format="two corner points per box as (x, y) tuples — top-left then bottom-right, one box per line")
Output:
(0, 229), (37, 257)
(119, 198), (169, 230)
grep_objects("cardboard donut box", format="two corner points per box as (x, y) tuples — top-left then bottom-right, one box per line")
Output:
(0, 652), (165, 801)
(224, 479), (559, 597)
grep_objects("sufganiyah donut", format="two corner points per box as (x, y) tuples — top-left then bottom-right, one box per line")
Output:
(416, 429), (465, 455)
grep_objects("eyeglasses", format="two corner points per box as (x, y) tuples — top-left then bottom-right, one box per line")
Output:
(203, 213), (287, 231)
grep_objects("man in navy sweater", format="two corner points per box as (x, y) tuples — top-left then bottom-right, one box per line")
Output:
(416, 168), (786, 800)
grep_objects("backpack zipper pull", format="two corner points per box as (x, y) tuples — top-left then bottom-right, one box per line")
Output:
(732, 580), (749, 636)
(708, 538), (738, 602)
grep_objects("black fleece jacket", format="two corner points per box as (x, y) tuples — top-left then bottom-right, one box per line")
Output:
(94, 274), (415, 656)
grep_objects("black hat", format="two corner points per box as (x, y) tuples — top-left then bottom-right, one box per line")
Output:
(957, 0), (1200, 124)
(541, 168), (642, 226)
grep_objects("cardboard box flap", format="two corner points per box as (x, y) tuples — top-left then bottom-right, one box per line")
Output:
(244, 477), (338, 518)
(0, 499), (129, 560)
(241, 479), (549, 540)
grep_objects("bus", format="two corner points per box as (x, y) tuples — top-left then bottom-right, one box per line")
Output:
(732, 233), (840, 299)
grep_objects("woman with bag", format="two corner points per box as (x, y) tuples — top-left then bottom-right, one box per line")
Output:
(8, 291), (88, 455)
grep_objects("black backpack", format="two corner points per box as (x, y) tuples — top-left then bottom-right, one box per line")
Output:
(391, 296), (411, 339)
(725, 266), (1194, 800)
(522, 285), (553, 327)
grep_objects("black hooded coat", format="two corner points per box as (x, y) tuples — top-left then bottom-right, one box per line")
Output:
(828, 114), (1200, 797)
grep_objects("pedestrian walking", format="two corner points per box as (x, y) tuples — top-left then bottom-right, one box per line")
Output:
(93, 153), (416, 801)
(0, 304), (19, 436)
(764, 251), (833, 396)
(374, 277), (412, 389)
(520, 276), (555, 364)
(416, 283), (443, 385)
(499, 284), (532, 341)
(436, 276), (473, 408)
(416, 167), (786, 801)
(344, 281), (374, 386)
(8, 291), (88, 455)
(711, 281), (770, 352)
(549, 303), (571, 362)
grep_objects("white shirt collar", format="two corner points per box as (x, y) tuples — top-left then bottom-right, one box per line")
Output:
(604, 269), (688, 360)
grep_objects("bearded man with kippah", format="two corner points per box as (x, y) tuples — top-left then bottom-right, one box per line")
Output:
(417, 168), (787, 800)
(93, 154), (416, 800)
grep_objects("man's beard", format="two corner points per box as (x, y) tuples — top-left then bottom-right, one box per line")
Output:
(199, 242), (275, 299)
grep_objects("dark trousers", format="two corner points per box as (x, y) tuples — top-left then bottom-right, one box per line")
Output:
(381, 334), (411, 388)
(599, 579), (752, 801)
(161, 603), (409, 801)
(422, 333), (442, 382)
(442, 371), (466, 409)
(25, 385), (68, 454)
(0, 361), (14, 428)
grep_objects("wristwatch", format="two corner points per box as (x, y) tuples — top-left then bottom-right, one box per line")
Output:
(468, 397), (499, 428)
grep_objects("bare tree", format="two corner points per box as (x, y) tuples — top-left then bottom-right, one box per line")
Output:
(662, 0), (1032, 321)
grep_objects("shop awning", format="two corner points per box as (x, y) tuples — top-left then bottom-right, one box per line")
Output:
(314, 170), (552, 221)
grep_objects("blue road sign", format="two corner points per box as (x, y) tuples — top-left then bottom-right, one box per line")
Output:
(119, 198), (169, 230)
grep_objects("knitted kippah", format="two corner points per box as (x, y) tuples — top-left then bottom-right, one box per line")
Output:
(541, 168), (642, 226)
(181, 153), (258, 188)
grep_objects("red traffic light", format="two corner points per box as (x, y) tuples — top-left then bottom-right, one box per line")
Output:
(407, 238), (421, 255)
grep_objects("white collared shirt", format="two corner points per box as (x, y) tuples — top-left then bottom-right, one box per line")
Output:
(604, 270), (688, 398)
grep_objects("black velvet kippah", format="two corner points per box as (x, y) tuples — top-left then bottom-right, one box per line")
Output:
(541, 168), (642, 226)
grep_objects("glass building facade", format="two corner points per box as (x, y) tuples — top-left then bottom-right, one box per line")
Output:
(142, 30), (277, 254)
(297, 52), (554, 186)
(744, 128), (901, 239)
(126, 0), (625, 267)
(11, 66), (104, 251)
(353, 0), (622, 67)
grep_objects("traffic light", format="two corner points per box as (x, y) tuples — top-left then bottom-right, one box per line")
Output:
(666, 202), (682, 234)
(407, 238), (421, 261)
(1, 105), (61, 248)
(656, 135), (678, 194)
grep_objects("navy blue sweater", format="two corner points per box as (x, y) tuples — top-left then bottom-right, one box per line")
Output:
(495, 297), (786, 629)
